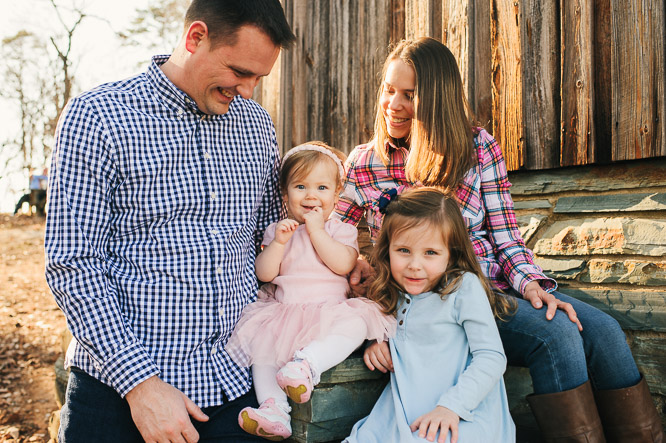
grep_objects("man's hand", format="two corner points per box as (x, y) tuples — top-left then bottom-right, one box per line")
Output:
(125, 376), (208, 443)
(349, 256), (375, 296)
(523, 281), (582, 331)
(363, 340), (393, 373)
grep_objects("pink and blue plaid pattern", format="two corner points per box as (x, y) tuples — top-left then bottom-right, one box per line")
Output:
(335, 129), (555, 294)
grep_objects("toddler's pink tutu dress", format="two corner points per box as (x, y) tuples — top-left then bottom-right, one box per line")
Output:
(226, 218), (395, 368)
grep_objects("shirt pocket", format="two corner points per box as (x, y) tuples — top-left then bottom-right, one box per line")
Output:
(457, 168), (482, 220)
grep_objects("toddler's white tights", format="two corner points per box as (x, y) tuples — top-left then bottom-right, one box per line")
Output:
(252, 317), (368, 411)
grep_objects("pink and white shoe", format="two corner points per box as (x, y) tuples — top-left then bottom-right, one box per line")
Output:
(276, 359), (314, 403)
(238, 398), (292, 441)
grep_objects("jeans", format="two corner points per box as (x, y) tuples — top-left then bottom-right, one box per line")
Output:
(59, 367), (264, 443)
(497, 290), (640, 395)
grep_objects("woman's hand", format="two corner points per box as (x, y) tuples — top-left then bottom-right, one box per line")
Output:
(363, 340), (393, 373)
(523, 281), (582, 331)
(348, 256), (376, 296)
(410, 406), (459, 443)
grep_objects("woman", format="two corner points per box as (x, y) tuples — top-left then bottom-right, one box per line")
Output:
(335, 37), (663, 442)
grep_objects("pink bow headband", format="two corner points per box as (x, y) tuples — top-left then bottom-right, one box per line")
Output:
(282, 144), (345, 179)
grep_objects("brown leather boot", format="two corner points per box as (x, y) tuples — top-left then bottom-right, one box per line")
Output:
(595, 375), (664, 442)
(527, 381), (606, 442)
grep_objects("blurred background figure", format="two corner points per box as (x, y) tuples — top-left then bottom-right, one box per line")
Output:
(14, 167), (48, 216)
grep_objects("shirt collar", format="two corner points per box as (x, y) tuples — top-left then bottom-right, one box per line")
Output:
(145, 55), (238, 120)
(384, 138), (409, 152)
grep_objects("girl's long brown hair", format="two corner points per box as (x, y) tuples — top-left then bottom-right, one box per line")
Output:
(368, 188), (515, 320)
(373, 37), (477, 193)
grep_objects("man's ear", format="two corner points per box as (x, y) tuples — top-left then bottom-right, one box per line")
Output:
(184, 21), (208, 54)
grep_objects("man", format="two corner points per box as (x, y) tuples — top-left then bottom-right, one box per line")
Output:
(45, 1), (295, 441)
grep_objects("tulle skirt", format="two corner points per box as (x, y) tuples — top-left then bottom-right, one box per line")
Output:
(226, 294), (396, 368)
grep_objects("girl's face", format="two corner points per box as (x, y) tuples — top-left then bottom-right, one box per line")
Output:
(284, 160), (339, 223)
(389, 223), (450, 295)
(380, 59), (416, 140)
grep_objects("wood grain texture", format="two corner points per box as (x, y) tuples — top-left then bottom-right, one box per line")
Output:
(471, 0), (493, 129)
(390, 0), (406, 44)
(405, 0), (438, 39)
(279, 0), (392, 154)
(593, 0), (612, 163)
(491, 0), (524, 170)
(521, 0), (560, 169)
(611, 0), (666, 160)
(561, 0), (596, 166)
(359, 0), (392, 146)
(442, 0), (470, 95)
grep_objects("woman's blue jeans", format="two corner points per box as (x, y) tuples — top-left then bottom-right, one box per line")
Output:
(497, 290), (640, 395)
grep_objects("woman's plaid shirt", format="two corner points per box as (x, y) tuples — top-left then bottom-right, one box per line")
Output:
(335, 129), (555, 294)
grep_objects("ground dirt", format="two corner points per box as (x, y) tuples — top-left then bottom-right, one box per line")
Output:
(0, 215), (66, 442)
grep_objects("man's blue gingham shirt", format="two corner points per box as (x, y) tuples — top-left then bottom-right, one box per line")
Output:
(45, 55), (283, 407)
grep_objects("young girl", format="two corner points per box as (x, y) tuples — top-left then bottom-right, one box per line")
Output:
(345, 187), (515, 443)
(225, 142), (396, 441)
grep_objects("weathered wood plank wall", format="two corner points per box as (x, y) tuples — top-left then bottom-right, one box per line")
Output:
(561, 0), (595, 166)
(258, 0), (666, 171)
(611, 0), (666, 161)
(521, 0), (559, 169)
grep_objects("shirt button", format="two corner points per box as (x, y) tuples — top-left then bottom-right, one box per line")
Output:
(216, 267), (223, 274)
(211, 346), (218, 355)
(406, 299), (411, 304)
(211, 192), (217, 200)
(204, 152), (211, 159)
(219, 308), (224, 316)
(211, 229), (219, 235)
(402, 309), (406, 314)
(399, 320), (404, 325)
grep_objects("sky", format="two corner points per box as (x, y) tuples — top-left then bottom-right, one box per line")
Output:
(0, 0), (169, 213)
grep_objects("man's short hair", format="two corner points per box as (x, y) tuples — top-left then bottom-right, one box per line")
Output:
(185, 0), (296, 48)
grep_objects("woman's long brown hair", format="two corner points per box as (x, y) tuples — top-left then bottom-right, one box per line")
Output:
(368, 188), (515, 320)
(373, 37), (477, 193)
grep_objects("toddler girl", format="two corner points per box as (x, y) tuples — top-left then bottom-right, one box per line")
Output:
(226, 142), (396, 441)
(345, 187), (515, 443)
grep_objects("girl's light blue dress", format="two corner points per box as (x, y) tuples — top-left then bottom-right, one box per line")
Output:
(345, 273), (515, 442)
